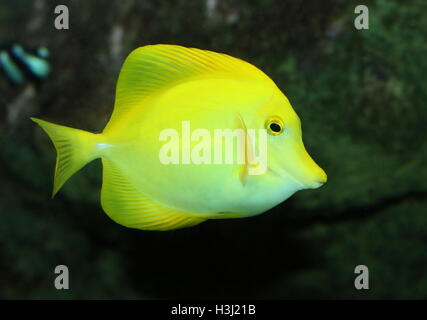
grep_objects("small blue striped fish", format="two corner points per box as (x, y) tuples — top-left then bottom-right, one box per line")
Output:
(0, 43), (51, 86)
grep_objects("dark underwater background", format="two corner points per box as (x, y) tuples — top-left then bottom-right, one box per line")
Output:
(0, 0), (426, 299)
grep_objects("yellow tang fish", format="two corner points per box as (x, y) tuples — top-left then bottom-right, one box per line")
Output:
(32, 44), (327, 231)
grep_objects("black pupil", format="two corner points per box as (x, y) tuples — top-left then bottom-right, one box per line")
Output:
(270, 122), (281, 133)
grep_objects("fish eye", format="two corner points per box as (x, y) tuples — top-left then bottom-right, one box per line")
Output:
(265, 117), (284, 135)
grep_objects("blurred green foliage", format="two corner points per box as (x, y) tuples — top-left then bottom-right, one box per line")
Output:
(0, 0), (426, 299)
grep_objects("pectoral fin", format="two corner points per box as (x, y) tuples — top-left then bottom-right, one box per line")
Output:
(235, 114), (260, 185)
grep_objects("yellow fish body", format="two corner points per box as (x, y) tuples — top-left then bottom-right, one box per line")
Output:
(32, 44), (327, 231)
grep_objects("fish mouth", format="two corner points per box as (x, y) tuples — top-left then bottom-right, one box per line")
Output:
(281, 139), (328, 190)
(300, 167), (327, 189)
(290, 171), (327, 190)
(274, 161), (327, 190)
(310, 176), (327, 189)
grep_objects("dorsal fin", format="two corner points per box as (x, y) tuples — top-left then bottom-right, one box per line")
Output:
(107, 44), (274, 126)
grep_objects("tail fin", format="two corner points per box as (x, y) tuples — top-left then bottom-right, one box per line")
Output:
(31, 117), (101, 197)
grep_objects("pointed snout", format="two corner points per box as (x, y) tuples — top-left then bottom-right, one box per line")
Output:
(285, 140), (327, 190)
(298, 151), (327, 189)
(308, 165), (327, 189)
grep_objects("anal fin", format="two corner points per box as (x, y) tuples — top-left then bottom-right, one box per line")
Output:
(100, 158), (206, 231)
